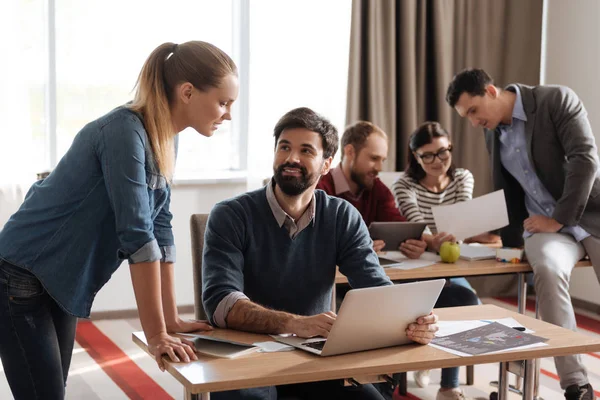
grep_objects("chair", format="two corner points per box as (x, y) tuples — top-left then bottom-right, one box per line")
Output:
(190, 213), (210, 320)
(377, 171), (405, 189)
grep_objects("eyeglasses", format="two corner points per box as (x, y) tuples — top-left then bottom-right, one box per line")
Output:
(415, 146), (452, 164)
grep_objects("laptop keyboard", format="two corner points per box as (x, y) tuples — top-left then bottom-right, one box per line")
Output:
(301, 340), (326, 351)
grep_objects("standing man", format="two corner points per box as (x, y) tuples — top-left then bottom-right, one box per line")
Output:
(202, 107), (439, 400)
(446, 68), (600, 400)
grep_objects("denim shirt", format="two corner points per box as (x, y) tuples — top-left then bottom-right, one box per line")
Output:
(0, 106), (176, 317)
(498, 86), (590, 242)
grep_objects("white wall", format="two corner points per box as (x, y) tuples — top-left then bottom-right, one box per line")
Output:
(91, 181), (248, 313)
(543, 0), (600, 305)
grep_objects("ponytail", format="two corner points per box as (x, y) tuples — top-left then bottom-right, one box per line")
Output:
(129, 43), (177, 180)
(129, 41), (238, 181)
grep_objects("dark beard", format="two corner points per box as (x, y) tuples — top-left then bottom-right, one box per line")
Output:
(350, 168), (375, 190)
(274, 163), (314, 196)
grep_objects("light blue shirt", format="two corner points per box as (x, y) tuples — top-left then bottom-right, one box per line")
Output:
(498, 86), (590, 242)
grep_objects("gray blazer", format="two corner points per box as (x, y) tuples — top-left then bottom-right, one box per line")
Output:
(484, 84), (600, 247)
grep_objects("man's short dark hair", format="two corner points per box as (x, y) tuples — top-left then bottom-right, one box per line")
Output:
(445, 68), (494, 108)
(273, 107), (339, 159)
(340, 121), (387, 161)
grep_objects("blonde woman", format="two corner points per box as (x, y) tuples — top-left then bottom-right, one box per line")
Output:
(0, 41), (238, 399)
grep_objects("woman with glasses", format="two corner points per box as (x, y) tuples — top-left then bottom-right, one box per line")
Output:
(392, 121), (498, 400)
(392, 121), (499, 252)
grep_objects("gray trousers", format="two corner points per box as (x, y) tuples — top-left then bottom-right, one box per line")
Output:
(524, 233), (600, 389)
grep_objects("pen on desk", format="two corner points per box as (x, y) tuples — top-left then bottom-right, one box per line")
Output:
(512, 326), (526, 332)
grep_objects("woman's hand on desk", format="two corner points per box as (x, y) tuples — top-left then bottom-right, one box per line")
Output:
(147, 332), (199, 372)
(464, 232), (501, 244)
(406, 312), (439, 345)
(286, 311), (337, 338)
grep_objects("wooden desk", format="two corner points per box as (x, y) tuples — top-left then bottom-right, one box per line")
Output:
(335, 258), (592, 284)
(132, 304), (600, 400)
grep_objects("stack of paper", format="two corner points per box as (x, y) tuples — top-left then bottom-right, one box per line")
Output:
(459, 244), (497, 261)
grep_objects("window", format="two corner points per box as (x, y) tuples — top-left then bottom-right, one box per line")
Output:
(247, 0), (352, 180)
(0, 1), (352, 184)
(55, 0), (236, 180)
(0, 0), (47, 184)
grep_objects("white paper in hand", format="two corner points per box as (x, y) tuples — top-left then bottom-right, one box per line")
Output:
(432, 190), (509, 241)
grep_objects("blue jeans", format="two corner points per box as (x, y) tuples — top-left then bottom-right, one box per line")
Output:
(449, 277), (481, 304)
(0, 260), (78, 400)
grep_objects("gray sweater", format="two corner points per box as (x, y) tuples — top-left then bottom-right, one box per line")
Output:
(202, 187), (392, 325)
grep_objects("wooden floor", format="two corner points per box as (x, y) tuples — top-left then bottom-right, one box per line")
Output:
(1, 297), (599, 400)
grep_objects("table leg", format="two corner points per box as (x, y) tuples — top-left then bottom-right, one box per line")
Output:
(514, 273), (528, 392)
(534, 294), (542, 400)
(185, 389), (209, 400)
(517, 272), (527, 314)
(398, 372), (408, 396)
(498, 362), (509, 400)
(522, 359), (535, 400)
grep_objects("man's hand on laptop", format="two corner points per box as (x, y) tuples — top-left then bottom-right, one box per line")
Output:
(286, 311), (337, 338)
(405, 312), (439, 344)
(399, 239), (427, 259)
(373, 240), (386, 253)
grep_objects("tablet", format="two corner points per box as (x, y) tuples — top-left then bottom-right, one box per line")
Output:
(368, 222), (428, 251)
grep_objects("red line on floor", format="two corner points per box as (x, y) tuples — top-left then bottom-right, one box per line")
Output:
(394, 392), (422, 400)
(75, 320), (173, 400)
(540, 368), (600, 397)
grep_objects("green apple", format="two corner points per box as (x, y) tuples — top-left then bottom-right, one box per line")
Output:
(440, 242), (460, 263)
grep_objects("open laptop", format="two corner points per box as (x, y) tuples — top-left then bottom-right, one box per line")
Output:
(273, 279), (445, 356)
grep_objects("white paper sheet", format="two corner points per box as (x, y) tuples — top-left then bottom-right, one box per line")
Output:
(376, 251), (440, 270)
(432, 190), (509, 241)
(253, 341), (295, 353)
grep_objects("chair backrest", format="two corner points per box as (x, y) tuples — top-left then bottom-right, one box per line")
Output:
(378, 171), (405, 190)
(190, 213), (209, 320)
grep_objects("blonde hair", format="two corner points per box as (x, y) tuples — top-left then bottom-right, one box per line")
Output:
(129, 41), (237, 180)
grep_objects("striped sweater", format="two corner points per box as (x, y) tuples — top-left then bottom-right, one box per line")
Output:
(392, 168), (474, 234)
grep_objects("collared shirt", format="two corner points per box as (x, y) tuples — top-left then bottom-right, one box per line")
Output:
(498, 86), (590, 242)
(316, 164), (405, 226)
(330, 164), (363, 201)
(265, 179), (316, 239)
(212, 180), (317, 327)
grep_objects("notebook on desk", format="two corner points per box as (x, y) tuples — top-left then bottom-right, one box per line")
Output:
(378, 256), (404, 268)
(459, 244), (496, 261)
(178, 333), (258, 359)
(377, 250), (406, 268)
